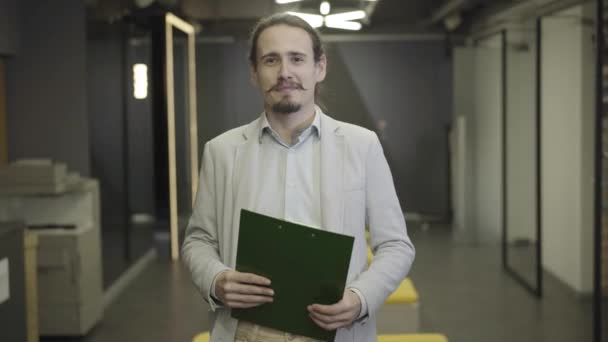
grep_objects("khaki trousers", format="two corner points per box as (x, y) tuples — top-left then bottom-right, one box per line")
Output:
(234, 321), (322, 342)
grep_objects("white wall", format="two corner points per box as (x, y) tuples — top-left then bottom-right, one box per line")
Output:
(505, 27), (537, 243)
(541, 4), (595, 294)
(450, 115), (467, 233)
(452, 2), (596, 295)
(473, 34), (503, 243)
(452, 37), (503, 244)
(452, 48), (476, 239)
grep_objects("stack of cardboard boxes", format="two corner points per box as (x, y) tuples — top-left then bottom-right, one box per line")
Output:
(0, 160), (103, 337)
(0, 160), (79, 195)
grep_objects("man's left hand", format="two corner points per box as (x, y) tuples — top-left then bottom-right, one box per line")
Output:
(307, 290), (361, 331)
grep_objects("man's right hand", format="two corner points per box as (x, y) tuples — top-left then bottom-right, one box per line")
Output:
(215, 271), (274, 309)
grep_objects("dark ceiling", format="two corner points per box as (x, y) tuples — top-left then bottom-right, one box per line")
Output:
(86, 0), (515, 36)
(373, 0), (445, 22)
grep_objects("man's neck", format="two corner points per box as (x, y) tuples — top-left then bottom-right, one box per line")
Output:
(265, 104), (316, 145)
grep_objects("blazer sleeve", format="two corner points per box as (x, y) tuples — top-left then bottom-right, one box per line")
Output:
(181, 142), (231, 311)
(347, 133), (416, 316)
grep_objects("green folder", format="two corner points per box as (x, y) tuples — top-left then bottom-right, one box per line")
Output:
(232, 209), (354, 341)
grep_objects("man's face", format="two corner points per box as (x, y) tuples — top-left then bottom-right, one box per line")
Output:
(251, 24), (326, 114)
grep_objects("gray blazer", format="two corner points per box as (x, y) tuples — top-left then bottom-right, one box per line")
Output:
(182, 110), (415, 342)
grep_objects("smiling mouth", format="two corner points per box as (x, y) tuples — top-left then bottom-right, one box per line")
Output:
(276, 86), (298, 92)
(269, 82), (304, 93)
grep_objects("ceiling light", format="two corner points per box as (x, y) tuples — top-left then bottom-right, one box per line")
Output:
(276, 0), (303, 4)
(320, 1), (331, 15)
(287, 12), (324, 28)
(443, 13), (462, 31)
(325, 10), (366, 22)
(324, 18), (362, 31)
(133, 64), (148, 99)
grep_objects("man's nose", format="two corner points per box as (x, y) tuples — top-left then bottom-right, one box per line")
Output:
(278, 59), (292, 78)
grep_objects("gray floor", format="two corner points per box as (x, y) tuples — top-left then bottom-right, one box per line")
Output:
(408, 223), (594, 342)
(505, 243), (538, 289)
(47, 222), (599, 342)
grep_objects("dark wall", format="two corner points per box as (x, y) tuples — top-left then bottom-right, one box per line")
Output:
(328, 41), (452, 216)
(126, 41), (155, 216)
(197, 40), (262, 144)
(88, 38), (261, 221)
(0, 0), (20, 56)
(6, 0), (90, 176)
(196, 39), (452, 217)
(86, 37), (453, 219)
(88, 34), (127, 224)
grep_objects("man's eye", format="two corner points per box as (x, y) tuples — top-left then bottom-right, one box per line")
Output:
(263, 57), (278, 65)
(292, 56), (304, 63)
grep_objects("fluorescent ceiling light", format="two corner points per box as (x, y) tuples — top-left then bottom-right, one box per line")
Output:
(325, 10), (366, 22)
(324, 18), (362, 31)
(276, 0), (303, 4)
(287, 12), (324, 28)
(133, 64), (148, 99)
(320, 1), (331, 15)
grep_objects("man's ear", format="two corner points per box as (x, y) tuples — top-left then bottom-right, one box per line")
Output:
(315, 54), (327, 82)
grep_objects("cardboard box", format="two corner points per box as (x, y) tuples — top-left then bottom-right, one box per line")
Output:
(0, 160), (67, 186)
(36, 224), (103, 336)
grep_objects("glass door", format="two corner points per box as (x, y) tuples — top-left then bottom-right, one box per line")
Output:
(596, 0), (607, 340)
(503, 20), (542, 296)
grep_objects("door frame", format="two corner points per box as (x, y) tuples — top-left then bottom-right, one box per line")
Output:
(164, 13), (198, 261)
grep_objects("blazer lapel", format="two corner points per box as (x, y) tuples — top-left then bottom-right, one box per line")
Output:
(233, 119), (261, 208)
(319, 113), (345, 234)
(230, 116), (263, 266)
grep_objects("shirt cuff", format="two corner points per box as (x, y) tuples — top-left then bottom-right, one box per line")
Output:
(210, 270), (230, 307)
(348, 287), (368, 319)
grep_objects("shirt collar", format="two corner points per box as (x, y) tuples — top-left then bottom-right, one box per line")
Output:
(258, 107), (321, 144)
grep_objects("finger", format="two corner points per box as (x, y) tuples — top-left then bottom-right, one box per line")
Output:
(309, 315), (350, 331)
(308, 309), (352, 325)
(308, 302), (347, 316)
(227, 301), (268, 309)
(231, 272), (271, 286)
(225, 293), (274, 304)
(225, 283), (274, 297)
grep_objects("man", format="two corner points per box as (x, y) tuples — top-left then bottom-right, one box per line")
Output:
(182, 13), (415, 342)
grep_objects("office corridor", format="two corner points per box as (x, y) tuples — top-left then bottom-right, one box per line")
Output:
(47, 222), (592, 342)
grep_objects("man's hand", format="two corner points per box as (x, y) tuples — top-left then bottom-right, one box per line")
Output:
(215, 271), (274, 309)
(307, 290), (361, 331)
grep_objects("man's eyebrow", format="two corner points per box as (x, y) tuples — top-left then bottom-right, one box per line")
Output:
(259, 51), (308, 59)
(260, 52), (280, 59)
(288, 51), (307, 57)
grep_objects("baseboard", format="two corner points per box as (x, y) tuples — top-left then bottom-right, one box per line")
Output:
(102, 248), (157, 309)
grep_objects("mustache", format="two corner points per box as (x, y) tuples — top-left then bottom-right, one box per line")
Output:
(267, 80), (306, 92)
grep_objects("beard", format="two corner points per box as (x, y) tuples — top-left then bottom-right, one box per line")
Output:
(271, 97), (301, 114)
